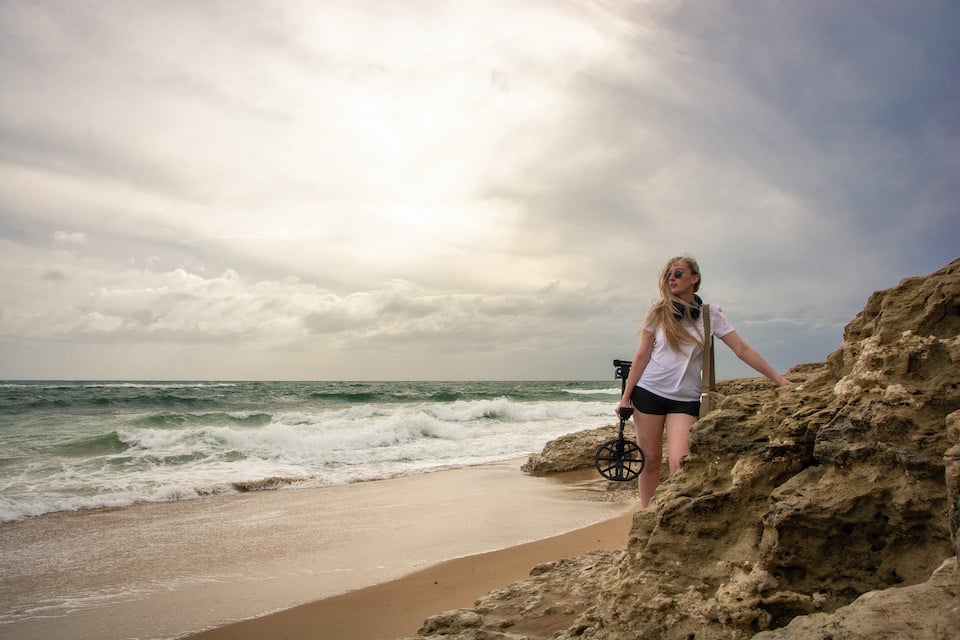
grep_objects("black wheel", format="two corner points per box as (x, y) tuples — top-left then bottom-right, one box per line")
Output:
(594, 437), (645, 482)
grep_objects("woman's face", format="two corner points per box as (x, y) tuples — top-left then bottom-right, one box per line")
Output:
(667, 262), (700, 298)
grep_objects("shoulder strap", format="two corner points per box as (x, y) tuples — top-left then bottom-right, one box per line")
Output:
(701, 304), (716, 393)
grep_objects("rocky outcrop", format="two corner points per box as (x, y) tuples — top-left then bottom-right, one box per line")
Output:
(416, 550), (627, 640)
(405, 258), (960, 640)
(750, 557), (958, 640)
(521, 425), (619, 475)
(948, 412), (960, 560)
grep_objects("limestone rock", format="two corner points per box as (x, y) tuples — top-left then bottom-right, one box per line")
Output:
(751, 558), (959, 640)
(521, 425), (619, 475)
(406, 551), (625, 640)
(946, 410), (960, 560)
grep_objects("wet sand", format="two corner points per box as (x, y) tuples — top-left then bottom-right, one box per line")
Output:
(0, 459), (635, 640)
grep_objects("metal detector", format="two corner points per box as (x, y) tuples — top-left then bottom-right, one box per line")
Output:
(594, 359), (646, 482)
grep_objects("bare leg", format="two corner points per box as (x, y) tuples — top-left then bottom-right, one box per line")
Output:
(665, 413), (698, 475)
(634, 412), (666, 508)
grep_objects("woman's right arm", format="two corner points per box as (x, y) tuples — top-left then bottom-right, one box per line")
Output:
(618, 330), (655, 411)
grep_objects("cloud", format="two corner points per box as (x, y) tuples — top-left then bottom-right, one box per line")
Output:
(1, 259), (620, 356)
(53, 230), (86, 244)
(1, 0), (957, 379)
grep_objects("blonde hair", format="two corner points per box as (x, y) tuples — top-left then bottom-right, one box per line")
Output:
(648, 255), (703, 350)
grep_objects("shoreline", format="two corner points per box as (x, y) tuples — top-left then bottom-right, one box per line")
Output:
(186, 505), (637, 640)
(0, 458), (635, 640)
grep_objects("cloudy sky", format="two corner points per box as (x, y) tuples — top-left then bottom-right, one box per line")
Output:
(1, 0), (957, 381)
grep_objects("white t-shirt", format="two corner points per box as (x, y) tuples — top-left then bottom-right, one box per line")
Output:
(637, 303), (735, 402)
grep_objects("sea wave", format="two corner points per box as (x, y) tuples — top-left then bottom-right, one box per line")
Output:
(0, 381), (615, 522)
(131, 411), (273, 428)
(0, 382), (240, 389)
(562, 386), (621, 395)
(50, 431), (129, 457)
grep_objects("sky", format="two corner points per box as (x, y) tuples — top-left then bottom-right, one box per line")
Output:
(1, 0), (958, 381)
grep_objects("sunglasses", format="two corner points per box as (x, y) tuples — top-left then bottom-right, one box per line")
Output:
(667, 269), (686, 279)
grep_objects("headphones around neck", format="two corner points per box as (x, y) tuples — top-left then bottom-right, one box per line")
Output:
(673, 294), (704, 320)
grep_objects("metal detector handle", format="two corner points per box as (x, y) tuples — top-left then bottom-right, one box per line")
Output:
(613, 359), (632, 380)
(614, 359), (633, 404)
(618, 407), (634, 421)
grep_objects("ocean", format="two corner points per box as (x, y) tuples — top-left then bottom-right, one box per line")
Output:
(0, 380), (619, 523)
(0, 380), (631, 639)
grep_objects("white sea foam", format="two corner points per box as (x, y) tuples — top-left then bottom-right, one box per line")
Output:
(562, 386), (621, 395)
(81, 382), (240, 388)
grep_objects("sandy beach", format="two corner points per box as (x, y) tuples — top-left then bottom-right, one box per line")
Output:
(0, 459), (635, 640)
(187, 506), (635, 640)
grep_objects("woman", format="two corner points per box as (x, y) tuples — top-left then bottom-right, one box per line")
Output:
(617, 255), (791, 507)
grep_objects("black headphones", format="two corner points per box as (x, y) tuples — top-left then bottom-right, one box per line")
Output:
(673, 294), (703, 320)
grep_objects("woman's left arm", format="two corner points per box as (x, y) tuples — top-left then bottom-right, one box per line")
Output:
(719, 331), (791, 386)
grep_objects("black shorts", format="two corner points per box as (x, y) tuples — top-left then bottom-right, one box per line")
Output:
(630, 386), (700, 417)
